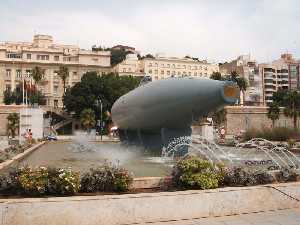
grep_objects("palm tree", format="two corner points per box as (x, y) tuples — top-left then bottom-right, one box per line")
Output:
(80, 108), (96, 132)
(58, 66), (69, 94)
(267, 102), (280, 128)
(32, 66), (43, 86)
(283, 91), (300, 129)
(7, 113), (19, 138)
(229, 71), (248, 105)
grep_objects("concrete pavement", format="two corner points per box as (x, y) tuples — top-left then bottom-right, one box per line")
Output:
(137, 209), (300, 225)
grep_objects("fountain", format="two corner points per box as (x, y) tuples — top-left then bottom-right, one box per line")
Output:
(162, 136), (300, 170)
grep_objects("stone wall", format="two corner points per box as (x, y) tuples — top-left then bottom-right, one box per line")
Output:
(0, 105), (24, 136)
(225, 106), (299, 135)
(0, 182), (299, 225)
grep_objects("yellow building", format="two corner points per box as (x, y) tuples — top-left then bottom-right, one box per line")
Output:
(139, 56), (219, 80)
(0, 35), (111, 107)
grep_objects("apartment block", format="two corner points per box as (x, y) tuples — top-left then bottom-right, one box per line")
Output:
(0, 35), (111, 107)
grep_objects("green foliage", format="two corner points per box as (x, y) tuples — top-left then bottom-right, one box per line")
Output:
(80, 165), (133, 192)
(267, 102), (280, 127)
(63, 72), (141, 118)
(80, 108), (96, 131)
(18, 166), (49, 195)
(31, 66), (44, 84)
(3, 89), (14, 105)
(210, 72), (222, 80)
(7, 113), (19, 138)
(1, 166), (80, 196)
(47, 168), (80, 195)
(110, 48), (132, 66)
(58, 66), (69, 94)
(243, 127), (299, 141)
(283, 91), (300, 129)
(172, 156), (225, 190)
(224, 168), (275, 186)
(212, 108), (226, 126)
(3, 85), (46, 106)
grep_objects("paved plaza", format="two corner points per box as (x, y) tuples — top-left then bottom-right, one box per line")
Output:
(137, 209), (300, 225)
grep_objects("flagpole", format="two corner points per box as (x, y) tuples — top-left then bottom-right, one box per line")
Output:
(22, 78), (25, 105)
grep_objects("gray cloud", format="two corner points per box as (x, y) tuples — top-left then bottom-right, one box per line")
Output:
(0, 0), (299, 62)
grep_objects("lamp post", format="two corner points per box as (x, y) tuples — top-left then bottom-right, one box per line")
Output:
(95, 99), (103, 141)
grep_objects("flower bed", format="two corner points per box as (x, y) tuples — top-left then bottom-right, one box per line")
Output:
(0, 142), (34, 163)
(0, 164), (133, 196)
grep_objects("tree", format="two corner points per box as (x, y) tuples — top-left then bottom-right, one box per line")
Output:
(210, 72), (222, 80)
(272, 89), (288, 105)
(7, 113), (19, 138)
(58, 66), (69, 94)
(3, 90), (15, 105)
(32, 66), (44, 86)
(212, 108), (226, 127)
(267, 102), (280, 128)
(283, 91), (300, 129)
(224, 71), (248, 105)
(80, 108), (96, 132)
(63, 72), (141, 118)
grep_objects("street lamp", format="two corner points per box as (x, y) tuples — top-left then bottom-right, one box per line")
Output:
(95, 98), (103, 141)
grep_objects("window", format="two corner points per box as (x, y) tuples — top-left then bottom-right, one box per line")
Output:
(161, 70), (164, 75)
(148, 69), (152, 74)
(54, 56), (59, 61)
(183, 65), (186, 69)
(167, 64), (170, 68)
(16, 69), (22, 78)
(54, 85), (59, 94)
(37, 55), (49, 60)
(149, 63), (152, 67)
(188, 66), (191, 70)
(188, 72), (191, 76)
(154, 63), (158, 67)
(178, 71), (181, 75)
(167, 71), (170, 75)
(5, 85), (11, 91)
(194, 72), (197, 76)
(154, 70), (158, 74)
(26, 70), (31, 78)
(172, 64), (175, 68)
(27, 54), (31, 60)
(161, 64), (164, 67)
(7, 53), (22, 59)
(6, 69), (11, 77)
(73, 72), (77, 77)
(123, 68), (126, 72)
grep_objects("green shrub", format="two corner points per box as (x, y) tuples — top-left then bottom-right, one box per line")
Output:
(243, 127), (299, 141)
(80, 165), (133, 192)
(18, 166), (49, 195)
(224, 167), (275, 186)
(0, 169), (23, 195)
(48, 168), (80, 195)
(172, 156), (225, 190)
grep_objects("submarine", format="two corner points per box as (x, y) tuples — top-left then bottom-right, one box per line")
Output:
(111, 76), (239, 149)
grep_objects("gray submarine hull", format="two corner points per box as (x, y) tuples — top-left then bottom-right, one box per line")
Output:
(111, 77), (239, 149)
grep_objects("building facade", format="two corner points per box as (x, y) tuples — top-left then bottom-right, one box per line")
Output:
(259, 54), (299, 105)
(220, 55), (263, 106)
(112, 54), (143, 77)
(0, 35), (111, 107)
(139, 56), (219, 80)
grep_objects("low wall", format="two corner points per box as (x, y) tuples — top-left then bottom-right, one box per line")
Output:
(0, 142), (45, 171)
(1, 182), (300, 225)
(225, 106), (299, 135)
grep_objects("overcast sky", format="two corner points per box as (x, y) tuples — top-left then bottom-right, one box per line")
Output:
(1, 0), (299, 63)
